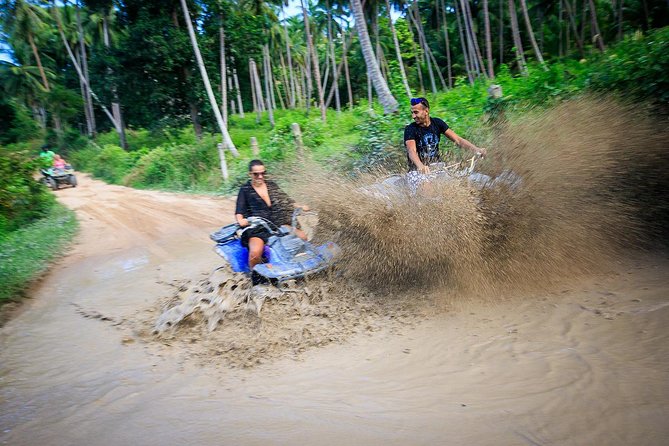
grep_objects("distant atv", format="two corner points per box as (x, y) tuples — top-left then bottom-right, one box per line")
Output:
(41, 166), (77, 190)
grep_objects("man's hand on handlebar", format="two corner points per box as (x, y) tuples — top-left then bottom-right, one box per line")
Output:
(418, 164), (431, 174)
(475, 147), (487, 158)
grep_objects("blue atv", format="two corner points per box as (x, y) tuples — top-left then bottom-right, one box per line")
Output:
(210, 210), (340, 284)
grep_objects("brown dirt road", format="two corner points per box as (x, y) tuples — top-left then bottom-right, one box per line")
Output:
(1, 173), (668, 446)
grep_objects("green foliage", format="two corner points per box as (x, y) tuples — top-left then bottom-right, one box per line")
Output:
(69, 144), (134, 184)
(126, 138), (222, 190)
(0, 202), (77, 303)
(589, 28), (669, 103)
(0, 98), (42, 145)
(349, 112), (406, 172)
(0, 149), (54, 234)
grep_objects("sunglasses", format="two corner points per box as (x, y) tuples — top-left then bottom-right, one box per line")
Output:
(410, 97), (429, 108)
(251, 171), (267, 177)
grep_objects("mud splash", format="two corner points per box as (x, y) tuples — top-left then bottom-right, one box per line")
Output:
(142, 270), (429, 368)
(296, 96), (669, 293)
(147, 96), (667, 367)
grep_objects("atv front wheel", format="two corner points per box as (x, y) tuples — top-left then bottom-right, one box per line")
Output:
(68, 175), (77, 187)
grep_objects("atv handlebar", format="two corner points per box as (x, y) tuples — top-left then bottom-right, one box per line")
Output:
(244, 207), (312, 236)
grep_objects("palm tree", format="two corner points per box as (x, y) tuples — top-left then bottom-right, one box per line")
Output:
(508, 0), (528, 75)
(280, 6), (296, 108)
(0, 61), (51, 127)
(350, 0), (398, 113)
(3, 0), (52, 92)
(52, 0), (122, 133)
(385, 0), (412, 98)
(179, 0), (238, 180)
(301, 0), (326, 121)
(438, 0), (453, 88)
(75, 0), (96, 136)
(84, 0), (127, 148)
(518, 0), (547, 68)
(483, 0), (494, 78)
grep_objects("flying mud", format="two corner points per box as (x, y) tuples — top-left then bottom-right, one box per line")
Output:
(297, 96), (668, 293)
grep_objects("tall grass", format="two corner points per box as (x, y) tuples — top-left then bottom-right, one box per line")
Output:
(0, 202), (78, 303)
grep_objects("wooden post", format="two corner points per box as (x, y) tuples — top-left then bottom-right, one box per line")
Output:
(250, 137), (259, 156)
(487, 84), (503, 99)
(291, 123), (304, 158)
(217, 143), (229, 180)
(486, 84), (505, 124)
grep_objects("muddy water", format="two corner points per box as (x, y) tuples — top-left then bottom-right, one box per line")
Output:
(1, 174), (667, 445)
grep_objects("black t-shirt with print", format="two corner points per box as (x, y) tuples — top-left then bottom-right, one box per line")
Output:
(235, 180), (294, 227)
(403, 117), (450, 171)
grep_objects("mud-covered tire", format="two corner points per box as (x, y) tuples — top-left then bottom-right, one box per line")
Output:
(68, 175), (77, 187)
(46, 177), (58, 190)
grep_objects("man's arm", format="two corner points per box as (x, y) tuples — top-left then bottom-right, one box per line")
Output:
(406, 139), (430, 174)
(444, 129), (487, 157)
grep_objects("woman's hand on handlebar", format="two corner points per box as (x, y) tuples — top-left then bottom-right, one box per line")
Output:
(238, 218), (250, 227)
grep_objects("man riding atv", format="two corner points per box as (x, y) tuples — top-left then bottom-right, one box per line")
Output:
(235, 160), (309, 290)
(405, 97), (487, 195)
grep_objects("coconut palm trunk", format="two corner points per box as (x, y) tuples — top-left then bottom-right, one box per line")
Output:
(588, 0), (605, 51)
(439, 0), (453, 88)
(262, 45), (275, 128)
(282, 8), (296, 108)
(342, 31), (354, 110)
(617, 0), (624, 40)
(301, 0), (326, 121)
(102, 13), (127, 149)
(249, 59), (264, 123)
(52, 3), (120, 134)
(454, 0), (475, 83)
(499, 0), (504, 64)
(350, 0), (398, 113)
(27, 33), (50, 92)
(384, 0), (411, 97)
(518, 0), (547, 68)
(179, 0), (238, 180)
(232, 64), (244, 118)
(326, 3), (341, 113)
(461, 0), (486, 77)
(410, 3), (437, 94)
(562, 0), (585, 56)
(483, 0), (494, 78)
(76, 1), (95, 136)
(406, 17), (426, 93)
(508, 0), (528, 75)
(219, 18), (228, 126)
(278, 51), (291, 108)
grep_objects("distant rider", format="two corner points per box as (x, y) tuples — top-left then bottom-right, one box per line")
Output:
(404, 97), (487, 194)
(235, 159), (308, 286)
(53, 154), (67, 169)
(39, 145), (56, 169)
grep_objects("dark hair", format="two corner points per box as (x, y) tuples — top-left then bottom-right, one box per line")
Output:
(410, 97), (430, 109)
(248, 159), (265, 171)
